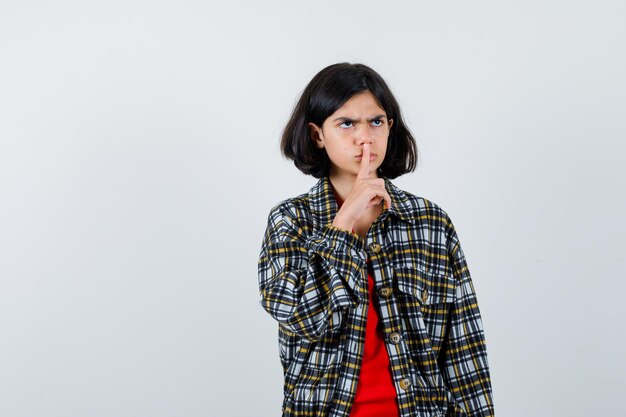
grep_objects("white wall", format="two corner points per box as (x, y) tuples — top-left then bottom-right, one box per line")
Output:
(1, 1), (624, 416)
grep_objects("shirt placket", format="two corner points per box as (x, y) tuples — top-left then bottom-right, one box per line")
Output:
(361, 218), (419, 417)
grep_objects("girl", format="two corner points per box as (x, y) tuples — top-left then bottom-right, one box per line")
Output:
(258, 63), (495, 417)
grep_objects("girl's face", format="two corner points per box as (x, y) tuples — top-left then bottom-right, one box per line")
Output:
(309, 90), (393, 179)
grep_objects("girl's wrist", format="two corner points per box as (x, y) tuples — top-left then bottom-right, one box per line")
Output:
(332, 213), (355, 232)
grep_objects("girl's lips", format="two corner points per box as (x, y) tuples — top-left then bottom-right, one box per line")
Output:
(356, 153), (377, 160)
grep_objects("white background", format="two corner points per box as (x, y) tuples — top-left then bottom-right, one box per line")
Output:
(1, 1), (624, 416)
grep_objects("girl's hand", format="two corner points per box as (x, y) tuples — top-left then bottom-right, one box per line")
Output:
(332, 143), (392, 231)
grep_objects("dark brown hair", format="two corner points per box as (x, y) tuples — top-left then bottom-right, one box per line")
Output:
(280, 62), (418, 179)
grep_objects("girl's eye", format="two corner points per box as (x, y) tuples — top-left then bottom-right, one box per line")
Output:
(340, 121), (354, 128)
(372, 120), (383, 126)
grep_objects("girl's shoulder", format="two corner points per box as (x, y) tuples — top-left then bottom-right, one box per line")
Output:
(267, 188), (309, 214)
(383, 178), (454, 226)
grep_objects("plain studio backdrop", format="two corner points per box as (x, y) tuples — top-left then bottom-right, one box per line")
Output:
(1, 1), (624, 416)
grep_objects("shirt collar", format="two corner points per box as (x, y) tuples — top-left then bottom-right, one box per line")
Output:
(307, 176), (416, 229)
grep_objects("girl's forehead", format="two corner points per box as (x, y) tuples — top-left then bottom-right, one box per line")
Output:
(333, 91), (385, 115)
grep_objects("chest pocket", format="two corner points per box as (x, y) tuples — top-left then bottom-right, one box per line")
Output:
(395, 264), (457, 305)
(394, 264), (457, 357)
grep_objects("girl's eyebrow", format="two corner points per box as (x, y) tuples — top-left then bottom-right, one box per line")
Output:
(333, 114), (387, 122)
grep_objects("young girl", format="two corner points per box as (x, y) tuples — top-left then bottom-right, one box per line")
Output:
(258, 63), (494, 417)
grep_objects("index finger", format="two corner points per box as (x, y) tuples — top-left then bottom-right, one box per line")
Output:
(356, 143), (371, 179)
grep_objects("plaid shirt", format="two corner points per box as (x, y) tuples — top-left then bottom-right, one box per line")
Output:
(258, 176), (495, 417)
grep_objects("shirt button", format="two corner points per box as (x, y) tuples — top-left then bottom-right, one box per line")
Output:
(421, 288), (429, 302)
(389, 332), (402, 344)
(378, 286), (392, 298)
(368, 242), (381, 253)
(399, 378), (412, 390)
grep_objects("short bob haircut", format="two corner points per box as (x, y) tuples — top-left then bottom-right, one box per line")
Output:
(280, 62), (418, 179)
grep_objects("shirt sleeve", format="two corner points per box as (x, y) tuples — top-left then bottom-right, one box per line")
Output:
(439, 214), (495, 416)
(257, 202), (368, 342)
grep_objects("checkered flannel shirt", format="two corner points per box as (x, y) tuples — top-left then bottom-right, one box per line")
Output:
(258, 176), (495, 417)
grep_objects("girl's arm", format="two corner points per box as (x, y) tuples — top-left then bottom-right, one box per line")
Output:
(438, 216), (495, 417)
(257, 201), (367, 342)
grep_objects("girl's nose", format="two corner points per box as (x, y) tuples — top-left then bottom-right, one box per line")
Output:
(355, 124), (373, 143)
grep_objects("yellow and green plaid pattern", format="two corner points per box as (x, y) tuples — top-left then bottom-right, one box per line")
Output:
(258, 176), (494, 417)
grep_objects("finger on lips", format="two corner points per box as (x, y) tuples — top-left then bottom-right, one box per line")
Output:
(358, 143), (370, 178)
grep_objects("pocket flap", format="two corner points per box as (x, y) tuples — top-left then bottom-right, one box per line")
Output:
(394, 264), (457, 304)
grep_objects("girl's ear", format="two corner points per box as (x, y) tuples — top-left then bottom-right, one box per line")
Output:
(388, 118), (394, 129)
(308, 122), (324, 149)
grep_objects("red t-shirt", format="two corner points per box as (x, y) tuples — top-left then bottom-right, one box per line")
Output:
(332, 189), (400, 417)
